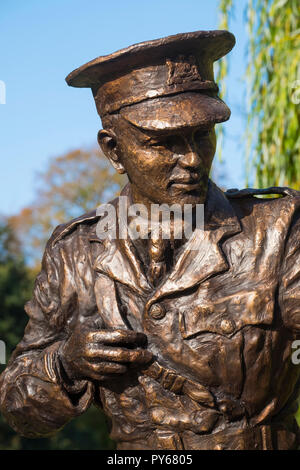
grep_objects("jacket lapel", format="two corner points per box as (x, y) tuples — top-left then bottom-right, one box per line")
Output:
(93, 235), (152, 294)
(145, 181), (241, 310)
(92, 185), (152, 295)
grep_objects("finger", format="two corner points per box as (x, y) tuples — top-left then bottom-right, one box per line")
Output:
(83, 371), (125, 382)
(86, 345), (153, 364)
(96, 374), (127, 382)
(88, 329), (147, 346)
(82, 359), (128, 377)
(97, 361), (128, 374)
(138, 375), (179, 407)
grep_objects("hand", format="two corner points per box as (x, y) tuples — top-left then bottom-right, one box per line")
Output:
(59, 326), (153, 382)
(138, 376), (218, 434)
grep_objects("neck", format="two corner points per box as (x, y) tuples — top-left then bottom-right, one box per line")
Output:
(129, 184), (208, 212)
(130, 185), (157, 214)
(128, 184), (204, 247)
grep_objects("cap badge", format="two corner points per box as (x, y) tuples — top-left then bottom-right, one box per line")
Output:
(166, 55), (202, 86)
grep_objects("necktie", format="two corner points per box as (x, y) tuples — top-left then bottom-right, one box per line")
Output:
(148, 230), (169, 287)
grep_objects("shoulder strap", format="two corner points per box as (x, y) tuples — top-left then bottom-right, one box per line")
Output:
(225, 186), (299, 199)
(50, 210), (99, 247)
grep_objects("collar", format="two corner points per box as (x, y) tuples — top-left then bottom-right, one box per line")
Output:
(92, 180), (242, 303)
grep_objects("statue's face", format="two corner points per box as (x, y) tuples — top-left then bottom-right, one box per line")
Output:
(110, 116), (216, 207)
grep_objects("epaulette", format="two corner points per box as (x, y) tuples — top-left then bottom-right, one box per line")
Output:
(49, 194), (122, 248)
(50, 210), (99, 247)
(225, 186), (299, 199)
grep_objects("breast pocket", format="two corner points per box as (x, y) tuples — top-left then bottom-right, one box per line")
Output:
(179, 285), (276, 339)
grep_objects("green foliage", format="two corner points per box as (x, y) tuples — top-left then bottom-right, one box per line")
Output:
(0, 406), (115, 450)
(218, 0), (300, 188)
(215, 0), (234, 161)
(0, 223), (32, 359)
(216, 0), (234, 101)
(246, 0), (300, 188)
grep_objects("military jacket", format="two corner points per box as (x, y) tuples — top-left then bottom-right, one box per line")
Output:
(1, 181), (300, 450)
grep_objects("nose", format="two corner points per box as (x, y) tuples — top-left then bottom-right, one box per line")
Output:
(178, 150), (200, 169)
(177, 138), (201, 170)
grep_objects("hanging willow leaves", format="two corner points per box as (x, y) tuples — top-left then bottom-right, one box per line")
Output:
(215, 0), (234, 160)
(218, 0), (300, 188)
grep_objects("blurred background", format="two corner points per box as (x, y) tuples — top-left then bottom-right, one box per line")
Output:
(0, 0), (299, 449)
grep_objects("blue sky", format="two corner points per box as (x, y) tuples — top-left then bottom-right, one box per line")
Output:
(0, 0), (248, 216)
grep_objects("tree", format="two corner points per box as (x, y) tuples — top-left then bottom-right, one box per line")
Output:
(9, 147), (126, 268)
(0, 221), (34, 449)
(218, 0), (300, 188)
(0, 222), (33, 360)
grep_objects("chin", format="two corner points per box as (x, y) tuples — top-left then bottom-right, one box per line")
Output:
(180, 194), (206, 207)
(168, 188), (207, 207)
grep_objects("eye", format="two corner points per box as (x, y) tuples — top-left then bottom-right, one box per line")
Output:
(150, 136), (185, 153)
(194, 129), (211, 142)
(149, 139), (166, 149)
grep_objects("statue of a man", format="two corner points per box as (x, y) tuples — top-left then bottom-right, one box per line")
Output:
(1, 30), (299, 450)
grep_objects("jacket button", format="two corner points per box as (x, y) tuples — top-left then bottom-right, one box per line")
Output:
(149, 303), (166, 320)
(220, 319), (235, 334)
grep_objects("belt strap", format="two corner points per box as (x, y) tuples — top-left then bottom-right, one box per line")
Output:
(260, 425), (274, 450)
(118, 425), (298, 450)
(177, 425), (297, 450)
(142, 361), (215, 407)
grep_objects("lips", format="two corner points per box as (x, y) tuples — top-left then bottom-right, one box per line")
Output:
(168, 175), (202, 190)
(171, 182), (201, 191)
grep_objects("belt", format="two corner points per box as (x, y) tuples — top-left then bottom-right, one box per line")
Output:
(139, 362), (299, 450)
(142, 361), (215, 407)
(179, 425), (298, 450)
(118, 425), (298, 450)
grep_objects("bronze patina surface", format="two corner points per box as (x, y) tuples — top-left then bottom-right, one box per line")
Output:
(1, 30), (299, 450)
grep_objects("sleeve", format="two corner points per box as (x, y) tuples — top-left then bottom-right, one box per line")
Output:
(279, 209), (300, 334)
(0, 228), (94, 438)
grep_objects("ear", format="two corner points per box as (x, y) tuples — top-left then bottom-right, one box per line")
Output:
(97, 129), (126, 174)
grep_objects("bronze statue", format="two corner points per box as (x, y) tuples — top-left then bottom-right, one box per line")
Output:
(1, 30), (299, 450)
